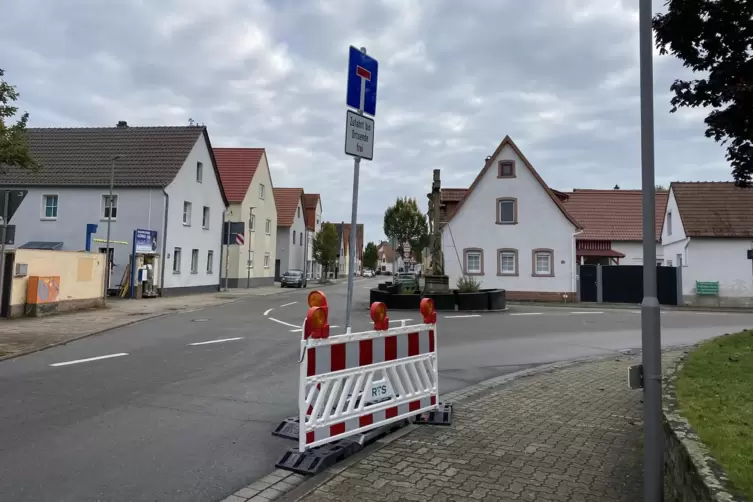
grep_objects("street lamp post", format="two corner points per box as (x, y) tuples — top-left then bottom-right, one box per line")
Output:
(103, 155), (123, 306)
(639, 0), (663, 500)
(247, 206), (255, 288)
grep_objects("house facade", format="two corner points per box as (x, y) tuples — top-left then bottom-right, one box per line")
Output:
(2, 125), (227, 296)
(377, 240), (395, 274)
(303, 193), (322, 279)
(661, 182), (753, 307)
(214, 148), (277, 288)
(557, 188), (667, 266)
(440, 136), (582, 301)
(335, 223), (364, 276)
(273, 188), (307, 279)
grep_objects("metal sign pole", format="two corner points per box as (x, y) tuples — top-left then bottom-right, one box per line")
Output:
(224, 220), (231, 291)
(0, 192), (9, 310)
(247, 207), (253, 289)
(344, 47), (368, 332)
(639, 0), (663, 499)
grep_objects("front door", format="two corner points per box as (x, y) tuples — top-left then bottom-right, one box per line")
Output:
(274, 259), (281, 281)
(579, 265), (598, 302)
(99, 247), (115, 290)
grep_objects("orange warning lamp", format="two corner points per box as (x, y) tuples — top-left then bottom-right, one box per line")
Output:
(304, 306), (330, 339)
(308, 290), (328, 316)
(420, 298), (437, 324)
(370, 301), (389, 331)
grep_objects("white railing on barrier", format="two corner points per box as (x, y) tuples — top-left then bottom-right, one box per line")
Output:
(297, 317), (440, 452)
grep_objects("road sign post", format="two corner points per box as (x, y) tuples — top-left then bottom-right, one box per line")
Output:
(344, 46), (378, 332)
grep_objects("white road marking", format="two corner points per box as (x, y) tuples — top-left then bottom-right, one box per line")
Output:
(50, 353), (129, 367)
(389, 319), (413, 323)
(510, 312), (543, 316)
(268, 317), (301, 328)
(189, 337), (243, 346)
(444, 314), (481, 319)
(280, 301), (297, 308)
(570, 311), (604, 315)
(263, 308), (274, 316)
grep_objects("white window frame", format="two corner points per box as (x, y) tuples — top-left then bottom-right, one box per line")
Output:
(101, 194), (118, 220)
(249, 214), (255, 232)
(676, 253), (683, 267)
(265, 219), (271, 235)
(259, 184), (265, 200)
(41, 194), (59, 220)
(202, 206), (210, 229)
(196, 161), (203, 183)
(183, 201), (192, 226)
(498, 250), (517, 275)
(190, 249), (199, 274)
(465, 250), (482, 274)
(207, 250), (214, 273)
(264, 253), (270, 268)
(533, 250), (553, 276)
(173, 247), (182, 273)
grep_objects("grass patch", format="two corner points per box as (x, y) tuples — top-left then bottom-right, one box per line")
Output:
(676, 329), (753, 498)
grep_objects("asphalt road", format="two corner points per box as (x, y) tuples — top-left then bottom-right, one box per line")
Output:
(0, 277), (751, 502)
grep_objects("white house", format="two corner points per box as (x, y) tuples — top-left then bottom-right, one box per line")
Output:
(661, 182), (753, 307)
(3, 124), (228, 297)
(441, 136), (582, 301)
(213, 148), (277, 288)
(303, 193), (322, 279)
(273, 188), (307, 278)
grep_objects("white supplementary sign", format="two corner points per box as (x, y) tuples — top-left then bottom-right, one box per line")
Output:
(344, 110), (374, 161)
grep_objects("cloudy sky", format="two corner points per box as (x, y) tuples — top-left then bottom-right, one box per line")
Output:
(1, 0), (730, 245)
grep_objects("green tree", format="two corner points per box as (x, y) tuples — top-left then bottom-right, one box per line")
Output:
(653, 2), (753, 188)
(409, 230), (430, 264)
(383, 197), (428, 262)
(362, 242), (379, 271)
(313, 222), (339, 279)
(0, 68), (38, 173)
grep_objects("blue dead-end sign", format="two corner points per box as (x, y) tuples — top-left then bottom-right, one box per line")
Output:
(346, 46), (378, 116)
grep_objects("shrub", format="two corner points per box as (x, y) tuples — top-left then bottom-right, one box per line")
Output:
(457, 275), (481, 293)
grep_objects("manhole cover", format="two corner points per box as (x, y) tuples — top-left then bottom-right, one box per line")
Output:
(192, 318), (210, 322)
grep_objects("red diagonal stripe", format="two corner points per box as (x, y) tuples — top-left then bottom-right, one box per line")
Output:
(356, 65), (371, 80)
(307, 347), (316, 376)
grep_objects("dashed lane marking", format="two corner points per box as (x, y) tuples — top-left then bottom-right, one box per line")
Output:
(510, 312), (543, 316)
(268, 317), (300, 329)
(50, 353), (129, 367)
(264, 308), (274, 316)
(444, 314), (481, 319)
(189, 337), (244, 346)
(280, 301), (298, 308)
(570, 311), (604, 315)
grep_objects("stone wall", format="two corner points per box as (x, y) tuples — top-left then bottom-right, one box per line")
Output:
(663, 354), (747, 502)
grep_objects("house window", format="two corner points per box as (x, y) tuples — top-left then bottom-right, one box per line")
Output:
(498, 160), (515, 178)
(532, 249), (554, 277)
(301, 231), (304, 246)
(496, 198), (517, 224)
(676, 253), (683, 267)
(316, 218), (320, 226)
(202, 206), (210, 229)
(259, 184), (265, 200)
(463, 248), (483, 275)
(667, 259), (673, 267)
(42, 194), (58, 219)
(498, 249), (518, 276)
(102, 194), (118, 219)
(196, 162), (203, 183)
(667, 211), (672, 236)
(265, 219), (271, 235)
(249, 214), (255, 232)
(173, 247), (182, 273)
(191, 249), (199, 273)
(293, 231), (296, 244)
(264, 253), (270, 268)
(297, 207), (301, 218)
(183, 201), (192, 226)
(207, 250), (214, 273)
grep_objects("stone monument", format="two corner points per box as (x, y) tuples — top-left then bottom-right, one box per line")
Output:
(424, 169), (450, 294)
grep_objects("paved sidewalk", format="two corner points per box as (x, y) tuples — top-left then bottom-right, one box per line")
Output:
(0, 280), (346, 359)
(231, 351), (684, 502)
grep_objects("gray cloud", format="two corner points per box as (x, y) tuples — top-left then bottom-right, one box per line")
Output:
(0, 0), (731, 244)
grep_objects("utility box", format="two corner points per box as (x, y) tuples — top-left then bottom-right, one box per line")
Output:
(25, 276), (61, 317)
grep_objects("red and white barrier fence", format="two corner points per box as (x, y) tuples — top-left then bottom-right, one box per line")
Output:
(297, 291), (440, 452)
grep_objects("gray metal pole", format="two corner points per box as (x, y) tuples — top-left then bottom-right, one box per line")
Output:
(224, 215), (231, 291)
(247, 207), (253, 288)
(344, 47), (367, 332)
(0, 192), (9, 310)
(103, 156), (119, 306)
(639, 0), (663, 499)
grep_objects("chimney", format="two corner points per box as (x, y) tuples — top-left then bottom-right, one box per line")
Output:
(614, 184), (620, 190)
(116, 121), (128, 128)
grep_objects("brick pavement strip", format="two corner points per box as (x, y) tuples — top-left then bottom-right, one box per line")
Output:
(247, 351), (686, 502)
(0, 281), (348, 360)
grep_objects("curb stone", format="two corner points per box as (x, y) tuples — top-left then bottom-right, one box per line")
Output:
(507, 301), (753, 314)
(237, 345), (694, 502)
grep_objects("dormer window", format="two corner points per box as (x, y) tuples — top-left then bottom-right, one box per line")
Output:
(498, 160), (515, 178)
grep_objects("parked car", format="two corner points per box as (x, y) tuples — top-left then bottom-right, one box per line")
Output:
(280, 269), (307, 288)
(363, 269), (374, 278)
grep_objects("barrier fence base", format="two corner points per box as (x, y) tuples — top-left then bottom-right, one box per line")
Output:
(276, 438), (362, 476)
(272, 416), (300, 441)
(413, 402), (453, 426)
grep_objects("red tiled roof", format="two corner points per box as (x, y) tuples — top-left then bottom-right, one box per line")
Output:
(273, 188), (304, 227)
(576, 249), (626, 258)
(303, 193), (320, 230)
(670, 182), (753, 237)
(444, 136), (581, 229)
(560, 189), (668, 241)
(440, 188), (468, 202)
(213, 148), (264, 203)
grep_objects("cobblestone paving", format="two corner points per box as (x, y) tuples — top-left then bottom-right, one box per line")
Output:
(291, 354), (684, 502)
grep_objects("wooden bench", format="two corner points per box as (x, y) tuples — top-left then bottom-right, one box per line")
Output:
(696, 281), (720, 296)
